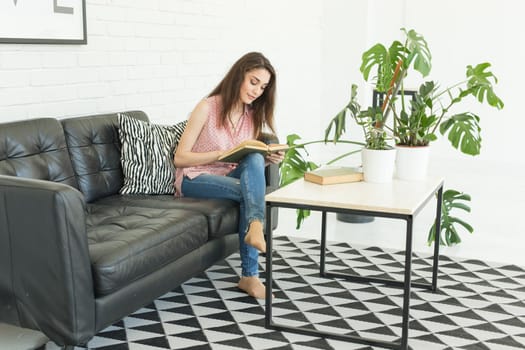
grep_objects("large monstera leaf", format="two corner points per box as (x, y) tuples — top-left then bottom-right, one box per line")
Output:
(279, 134), (317, 187)
(428, 189), (473, 246)
(360, 41), (407, 92)
(466, 63), (504, 109)
(403, 28), (432, 77)
(360, 29), (431, 94)
(439, 112), (482, 156)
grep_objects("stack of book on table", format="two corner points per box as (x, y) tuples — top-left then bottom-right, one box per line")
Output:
(304, 166), (363, 185)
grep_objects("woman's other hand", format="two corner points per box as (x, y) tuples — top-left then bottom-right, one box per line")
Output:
(266, 151), (284, 164)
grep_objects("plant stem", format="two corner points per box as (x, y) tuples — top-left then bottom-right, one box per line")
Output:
(293, 139), (365, 148)
(379, 59), (404, 128)
(326, 149), (362, 165)
(429, 97), (455, 136)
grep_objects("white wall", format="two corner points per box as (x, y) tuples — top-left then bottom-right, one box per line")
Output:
(0, 0), (523, 263)
(317, 0), (525, 263)
(0, 0), (323, 130)
(404, 0), (524, 261)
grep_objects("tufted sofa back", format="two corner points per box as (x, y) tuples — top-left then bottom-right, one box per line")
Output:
(0, 118), (79, 189)
(61, 111), (149, 203)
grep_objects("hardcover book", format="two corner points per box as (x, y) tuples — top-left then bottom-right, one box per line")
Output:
(304, 166), (364, 185)
(218, 139), (289, 163)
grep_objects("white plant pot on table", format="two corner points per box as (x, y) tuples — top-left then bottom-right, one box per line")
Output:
(395, 145), (430, 181)
(361, 147), (396, 183)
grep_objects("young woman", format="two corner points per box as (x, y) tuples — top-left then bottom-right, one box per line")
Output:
(174, 52), (283, 299)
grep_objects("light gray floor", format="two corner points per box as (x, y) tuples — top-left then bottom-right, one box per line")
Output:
(0, 323), (48, 350)
(2, 183), (523, 349)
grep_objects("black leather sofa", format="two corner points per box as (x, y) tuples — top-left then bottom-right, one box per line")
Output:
(0, 111), (279, 349)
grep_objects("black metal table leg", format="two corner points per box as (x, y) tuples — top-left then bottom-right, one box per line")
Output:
(400, 216), (414, 350)
(319, 211), (327, 277)
(265, 203), (274, 326)
(432, 186), (443, 292)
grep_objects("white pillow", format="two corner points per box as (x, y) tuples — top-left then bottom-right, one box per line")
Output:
(118, 113), (187, 194)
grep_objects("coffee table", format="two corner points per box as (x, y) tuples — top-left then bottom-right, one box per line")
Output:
(264, 177), (444, 350)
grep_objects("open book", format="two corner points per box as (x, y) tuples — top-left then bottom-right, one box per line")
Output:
(304, 166), (364, 185)
(218, 139), (289, 163)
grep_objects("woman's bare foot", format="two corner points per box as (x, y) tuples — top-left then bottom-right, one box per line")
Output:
(244, 220), (266, 253)
(238, 276), (270, 299)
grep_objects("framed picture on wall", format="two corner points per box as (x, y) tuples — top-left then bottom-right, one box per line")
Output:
(0, 0), (87, 44)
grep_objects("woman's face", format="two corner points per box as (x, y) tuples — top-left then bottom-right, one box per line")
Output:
(239, 68), (271, 105)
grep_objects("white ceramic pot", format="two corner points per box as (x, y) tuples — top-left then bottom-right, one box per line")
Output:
(361, 148), (396, 183)
(395, 145), (430, 181)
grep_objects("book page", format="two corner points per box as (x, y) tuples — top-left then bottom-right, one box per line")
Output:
(218, 140), (288, 163)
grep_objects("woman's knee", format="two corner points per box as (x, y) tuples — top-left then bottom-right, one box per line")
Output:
(243, 152), (265, 169)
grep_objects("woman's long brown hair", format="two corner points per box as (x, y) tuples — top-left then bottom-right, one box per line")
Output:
(208, 52), (276, 139)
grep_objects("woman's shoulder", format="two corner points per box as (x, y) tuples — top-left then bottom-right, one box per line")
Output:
(206, 95), (222, 109)
(191, 95), (222, 125)
(195, 98), (210, 112)
(195, 95), (220, 113)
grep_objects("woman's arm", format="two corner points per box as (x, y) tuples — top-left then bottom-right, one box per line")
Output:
(174, 99), (223, 167)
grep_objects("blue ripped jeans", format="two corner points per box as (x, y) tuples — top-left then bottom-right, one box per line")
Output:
(181, 153), (266, 277)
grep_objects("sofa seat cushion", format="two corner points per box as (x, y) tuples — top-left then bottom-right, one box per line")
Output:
(93, 195), (239, 239)
(86, 204), (208, 296)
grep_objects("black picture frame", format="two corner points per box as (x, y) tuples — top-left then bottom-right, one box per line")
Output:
(0, 0), (87, 45)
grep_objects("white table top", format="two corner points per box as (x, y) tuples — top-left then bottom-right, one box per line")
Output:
(265, 177), (444, 215)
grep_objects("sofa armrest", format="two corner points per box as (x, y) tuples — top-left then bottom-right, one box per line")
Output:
(260, 133), (281, 229)
(0, 175), (95, 346)
(260, 132), (281, 192)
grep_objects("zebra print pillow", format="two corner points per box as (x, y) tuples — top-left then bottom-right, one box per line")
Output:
(118, 113), (187, 194)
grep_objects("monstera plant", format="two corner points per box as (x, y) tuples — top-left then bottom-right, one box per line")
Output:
(280, 28), (504, 246)
(329, 28), (503, 155)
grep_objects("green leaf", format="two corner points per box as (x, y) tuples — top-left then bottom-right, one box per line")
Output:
(325, 85), (361, 143)
(445, 226), (461, 245)
(443, 189), (462, 199)
(466, 62), (504, 109)
(360, 43), (388, 82)
(335, 110), (346, 141)
(423, 133), (437, 142)
(402, 28), (432, 77)
(439, 112), (481, 155)
(279, 135), (319, 187)
(448, 202), (471, 212)
(296, 209), (311, 229)
(360, 41), (406, 91)
(448, 217), (474, 233)
(427, 189), (473, 246)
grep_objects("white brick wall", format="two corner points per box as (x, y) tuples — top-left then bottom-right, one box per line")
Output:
(0, 0), (324, 128)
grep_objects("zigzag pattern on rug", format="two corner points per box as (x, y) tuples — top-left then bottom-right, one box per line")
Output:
(52, 236), (525, 350)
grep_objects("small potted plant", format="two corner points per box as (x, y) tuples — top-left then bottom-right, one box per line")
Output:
(325, 84), (396, 183)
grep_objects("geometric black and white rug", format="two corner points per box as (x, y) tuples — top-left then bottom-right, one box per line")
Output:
(68, 236), (525, 350)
